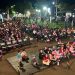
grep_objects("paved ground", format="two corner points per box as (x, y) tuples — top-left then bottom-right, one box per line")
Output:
(0, 39), (75, 75)
(7, 56), (75, 75)
(7, 56), (40, 75)
(35, 59), (75, 75)
(0, 42), (51, 75)
(0, 51), (17, 75)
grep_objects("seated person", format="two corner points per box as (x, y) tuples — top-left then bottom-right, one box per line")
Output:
(21, 50), (29, 63)
(39, 49), (45, 60)
(50, 54), (57, 65)
(16, 50), (22, 62)
(44, 47), (49, 54)
(69, 45), (75, 54)
(31, 55), (40, 70)
(42, 54), (51, 66)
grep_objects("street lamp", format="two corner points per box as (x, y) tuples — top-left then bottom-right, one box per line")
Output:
(36, 9), (41, 18)
(36, 9), (41, 13)
(38, 10), (41, 13)
(52, 0), (57, 21)
(43, 6), (52, 23)
(48, 8), (51, 15)
(48, 8), (52, 23)
(36, 9), (38, 12)
(43, 6), (47, 11)
(52, 2), (55, 5)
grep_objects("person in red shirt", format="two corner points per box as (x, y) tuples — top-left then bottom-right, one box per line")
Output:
(42, 54), (50, 66)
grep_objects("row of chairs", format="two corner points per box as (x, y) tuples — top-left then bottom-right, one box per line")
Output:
(0, 37), (34, 54)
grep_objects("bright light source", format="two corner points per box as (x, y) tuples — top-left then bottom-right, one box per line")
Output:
(3, 13), (5, 15)
(48, 8), (51, 15)
(52, 2), (55, 5)
(38, 10), (41, 12)
(43, 6), (47, 10)
(36, 9), (38, 12)
(36, 9), (41, 12)
(66, 12), (72, 17)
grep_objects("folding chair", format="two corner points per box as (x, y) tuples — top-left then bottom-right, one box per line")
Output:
(6, 41), (12, 51)
(12, 40), (18, 48)
(23, 38), (27, 46)
(17, 39), (23, 47)
(30, 37), (34, 43)
(0, 42), (7, 54)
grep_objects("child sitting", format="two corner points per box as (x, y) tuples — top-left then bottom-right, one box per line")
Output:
(31, 55), (40, 70)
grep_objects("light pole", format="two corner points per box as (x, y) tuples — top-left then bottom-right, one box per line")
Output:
(52, 0), (57, 21)
(43, 6), (52, 23)
(43, 6), (47, 11)
(48, 8), (51, 23)
(35, 9), (41, 24)
(55, 0), (57, 21)
(43, 6), (48, 19)
(36, 9), (41, 17)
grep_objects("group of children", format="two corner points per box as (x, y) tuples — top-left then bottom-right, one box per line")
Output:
(16, 41), (75, 72)
(39, 41), (75, 66)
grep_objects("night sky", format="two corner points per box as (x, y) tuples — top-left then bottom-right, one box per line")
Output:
(0, 0), (35, 9)
(0, 0), (75, 9)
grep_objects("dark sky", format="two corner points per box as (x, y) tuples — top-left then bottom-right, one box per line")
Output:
(59, 0), (75, 4)
(0, 0), (75, 9)
(0, 0), (35, 9)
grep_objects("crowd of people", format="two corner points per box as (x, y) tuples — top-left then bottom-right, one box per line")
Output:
(0, 20), (75, 72)
(0, 21), (34, 54)
(24, 24), (75, 43)
(16, 41), (75, 71)
(0, 21), (75, 52)
(38, 41), (75, 66)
